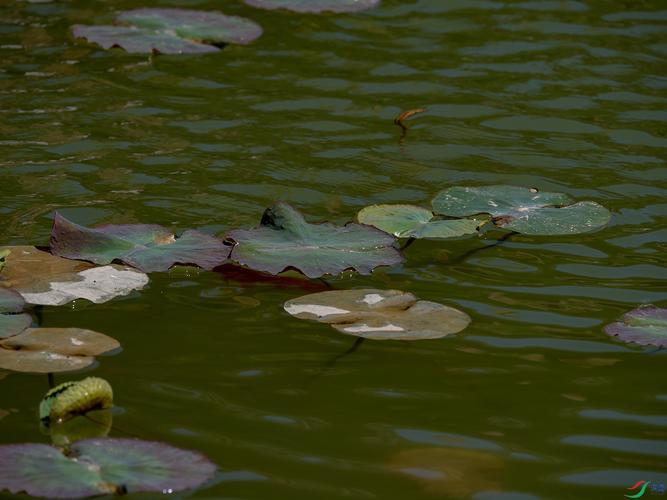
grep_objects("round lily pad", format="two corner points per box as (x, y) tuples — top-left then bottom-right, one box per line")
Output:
(357, 204), (481, 239)
(431, 185), (611, 235)
(226, 202), (403, 279)
(50, 213), (230, 273)
(0, 438), (217, 498)
(244, 0), (380, 13)
(0, 328), (119, 374)
(72, 8), (262, 55)
(284, 289), (470, 340)
(1, 246), (148, 306)
(604, 304), (667, 347)
(0, 288), (31, 339)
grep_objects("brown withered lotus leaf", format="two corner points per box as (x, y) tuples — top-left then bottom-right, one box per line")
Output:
(0, 328), (119, 374)
(284, 288), (470, 340)
(0, 246), (148, 306)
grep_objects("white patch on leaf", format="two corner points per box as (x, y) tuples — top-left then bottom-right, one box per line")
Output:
(284, 304), (349, 317)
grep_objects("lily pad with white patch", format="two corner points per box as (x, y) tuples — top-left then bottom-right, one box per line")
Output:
(357, 204), (481, 239)
(243, 0), (380, 13)
(0, 438), (217, 498)
(0, 328), (119, 374)
(431, 185), (611, 235)
(0, 246), (148, 306)
(72, 8), (262, 55)
(226, 202), (403, 279)
(604, 304), (667, 348)
(50, 214), (230, 273)
(284, 289), (470, 340)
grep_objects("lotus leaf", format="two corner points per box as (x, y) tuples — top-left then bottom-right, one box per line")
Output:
(0, 288), (31, 339)
(431, 185), (611, 235)
(0, 246), (148, 306)
(284, 288), (470, 340)
(243, 0), (380, 13)
(226, 202), (403, 279)
(39, 377), (113, 427)
(604, 304), (667, 348)
(0, 328), (119, 374)
(50, 213), (230, 273)
(0, 438), (217, 498)
(357, 204), (481, 239)
(72, 8), (262, 55)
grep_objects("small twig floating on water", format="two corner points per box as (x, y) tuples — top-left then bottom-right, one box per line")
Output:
(394, 108), (427, 139)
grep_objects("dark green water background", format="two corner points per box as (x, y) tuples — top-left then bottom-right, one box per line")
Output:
(1, 0), (666, 498)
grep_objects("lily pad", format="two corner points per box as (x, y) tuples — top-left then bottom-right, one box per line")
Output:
(73, 8), (262, 55)
(0, 328), (119, 374)
(244, 0), (380, 13)
(40, 377), (113, 426)
(431, 185), (611, 235)
(0, 438), (217, 498)
(604, 304), (667, 347)
(1, 246), (148, 306)
(357, 204), (481, 239)
(50, 213), (230, 273)
(284, 289), (470, 340)
(0, 288), (31, 339)
(226, 202), (403, 279)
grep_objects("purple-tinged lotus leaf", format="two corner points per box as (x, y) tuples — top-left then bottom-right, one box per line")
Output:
(432, 185), (611, 236)
(50, 213), (230, 273)
(226, 202), (403, 279)
(244, 0), (380, 13)
(0, 288), (31, 339)
(72, 8), (262, 55)
(0, 438), (217, 498)
(72, 25), (219, 54)
(118, 8), (262, 45)
(604, 304), (667, 347)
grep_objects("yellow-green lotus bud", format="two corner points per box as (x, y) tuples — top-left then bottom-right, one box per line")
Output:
(39, 377), (113, 426)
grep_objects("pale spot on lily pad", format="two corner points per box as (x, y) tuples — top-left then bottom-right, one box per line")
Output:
(343, 323), (404, 333)
(361, 293), (384, 305)
(285, 304), (349, 317)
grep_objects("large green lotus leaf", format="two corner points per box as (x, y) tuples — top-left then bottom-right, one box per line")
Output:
(118, 8), (263, 45)
(604, 304), (667, 347)
(431, 185), (611, 235)
(244, 0), (380, 13)
(0, 246), (148, 306)
(357, 204), (480, 239)
(0, 438), (217, 497)
(226, 202), (403, 279)
(0, 328), (119, 373)
(284, 289), (470, 340)
(71, 25), (220, 54)
(0, 288), (31, 339)
(50, 213), (230, 273)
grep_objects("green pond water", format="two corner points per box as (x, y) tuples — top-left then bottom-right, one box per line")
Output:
(1, 0), (666, 498)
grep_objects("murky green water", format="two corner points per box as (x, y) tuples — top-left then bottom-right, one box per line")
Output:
(1, 0), (666, 498)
